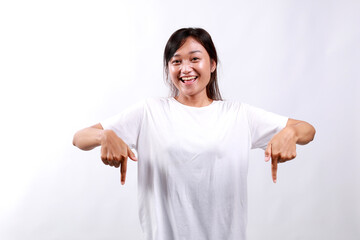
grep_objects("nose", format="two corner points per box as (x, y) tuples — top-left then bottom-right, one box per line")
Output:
(180, 60), (192, 74)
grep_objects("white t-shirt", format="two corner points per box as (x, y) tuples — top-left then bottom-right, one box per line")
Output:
(101, 97), (288, 240)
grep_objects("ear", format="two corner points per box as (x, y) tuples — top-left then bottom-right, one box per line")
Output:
(210, 59), (217, 73)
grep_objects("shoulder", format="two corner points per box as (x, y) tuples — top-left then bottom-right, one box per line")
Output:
(144, 97), (170, 104)
(138, 97), (176, 114)
(217, 100), (277, 120)
(143, 97), (173, 108)
(220, 100), (268, 112)
(216, 99), (247, 111)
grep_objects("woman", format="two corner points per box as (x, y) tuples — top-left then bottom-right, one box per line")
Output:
(73, 28), (315, 240)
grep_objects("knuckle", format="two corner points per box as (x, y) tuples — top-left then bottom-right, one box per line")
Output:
(285, 153), (296, 160)
(272, 151), (280, 157)
(101, 158), (108, 165)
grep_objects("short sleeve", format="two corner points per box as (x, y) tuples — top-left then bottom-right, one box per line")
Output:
(244, 104), (288, 150)
(100, 101), (145, 150)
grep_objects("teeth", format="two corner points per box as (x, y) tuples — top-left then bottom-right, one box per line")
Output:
(181, 76), (197, 81)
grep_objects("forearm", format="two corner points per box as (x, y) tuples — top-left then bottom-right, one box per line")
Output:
(73, 127), (104, 151)
(286, 119), (316, 145)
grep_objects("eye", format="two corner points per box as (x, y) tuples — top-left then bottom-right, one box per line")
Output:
(192, 57), (200, 61)
(171, 59), (181, 65)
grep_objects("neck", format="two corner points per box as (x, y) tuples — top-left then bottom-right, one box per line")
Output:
(175, 93), (213, 107)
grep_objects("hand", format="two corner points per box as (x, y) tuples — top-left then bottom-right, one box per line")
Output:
(100, 130), (138, 185)
(264, 126), (297, 183)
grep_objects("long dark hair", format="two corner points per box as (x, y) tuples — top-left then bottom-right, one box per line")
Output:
(163, 28), (222, 100)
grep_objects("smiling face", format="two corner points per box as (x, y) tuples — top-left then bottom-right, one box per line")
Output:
(168, 37), (216, 104)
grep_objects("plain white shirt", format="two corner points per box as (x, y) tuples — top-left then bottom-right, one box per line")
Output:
(101, 97), (288, 240)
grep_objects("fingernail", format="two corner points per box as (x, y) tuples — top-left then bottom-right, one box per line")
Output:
(121, 181), (125, 185)
(265, 156), (270, 162)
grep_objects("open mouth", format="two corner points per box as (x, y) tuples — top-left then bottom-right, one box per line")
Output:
(180, 76), (198, 84)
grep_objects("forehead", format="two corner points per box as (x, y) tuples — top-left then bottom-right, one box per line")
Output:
(173, 37), (207, 56)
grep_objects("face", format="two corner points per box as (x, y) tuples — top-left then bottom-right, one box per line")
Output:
(168, 37), (216, 101)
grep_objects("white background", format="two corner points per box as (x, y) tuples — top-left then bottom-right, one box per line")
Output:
(0, 0), (359, 239)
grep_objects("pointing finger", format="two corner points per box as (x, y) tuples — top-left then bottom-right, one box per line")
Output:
(120, 157), (128, 185)
(271, 155), (278, 184)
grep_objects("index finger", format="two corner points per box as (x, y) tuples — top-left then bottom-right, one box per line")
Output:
(120, 157), (128, 185)
(271, 154), (278, 184)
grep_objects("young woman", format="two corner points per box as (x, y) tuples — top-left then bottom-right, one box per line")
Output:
(73, 28), (315, 240)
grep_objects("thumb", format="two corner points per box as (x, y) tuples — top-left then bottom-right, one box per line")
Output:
(265, 143), (271, 162)
(127, 146), (138, 161)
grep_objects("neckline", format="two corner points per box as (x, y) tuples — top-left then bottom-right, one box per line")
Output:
(170, 97), (218, 109)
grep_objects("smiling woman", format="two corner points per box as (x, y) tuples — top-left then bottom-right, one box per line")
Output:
(73, 27), (315, 240)
(164, 28), (222, 106)
(168, 37), (216, 107)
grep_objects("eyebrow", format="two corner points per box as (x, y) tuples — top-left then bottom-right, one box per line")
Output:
(173, 50), (202, 57)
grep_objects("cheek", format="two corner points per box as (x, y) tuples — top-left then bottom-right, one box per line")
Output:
(169, 68), (179, 86)
(197, 61), (205, 68)
(169, 66), (179, 79)
(197, 62), (211, 78)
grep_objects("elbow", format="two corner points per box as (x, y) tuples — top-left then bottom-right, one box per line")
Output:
(295, 121), (316, 145)
(310, 125), (316, 142)
(72, 137), (89, 150)
(305, 123), (316, 143)
(72, 131), (96, 151)
(72, 131), (86, 150)
(72, 133), (79, 148)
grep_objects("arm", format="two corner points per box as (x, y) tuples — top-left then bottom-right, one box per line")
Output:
(73, 123), (137, 185)
(73, 123), (105, 150)
(284, 118), (316, 145)
(265, 118), (316, 183)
